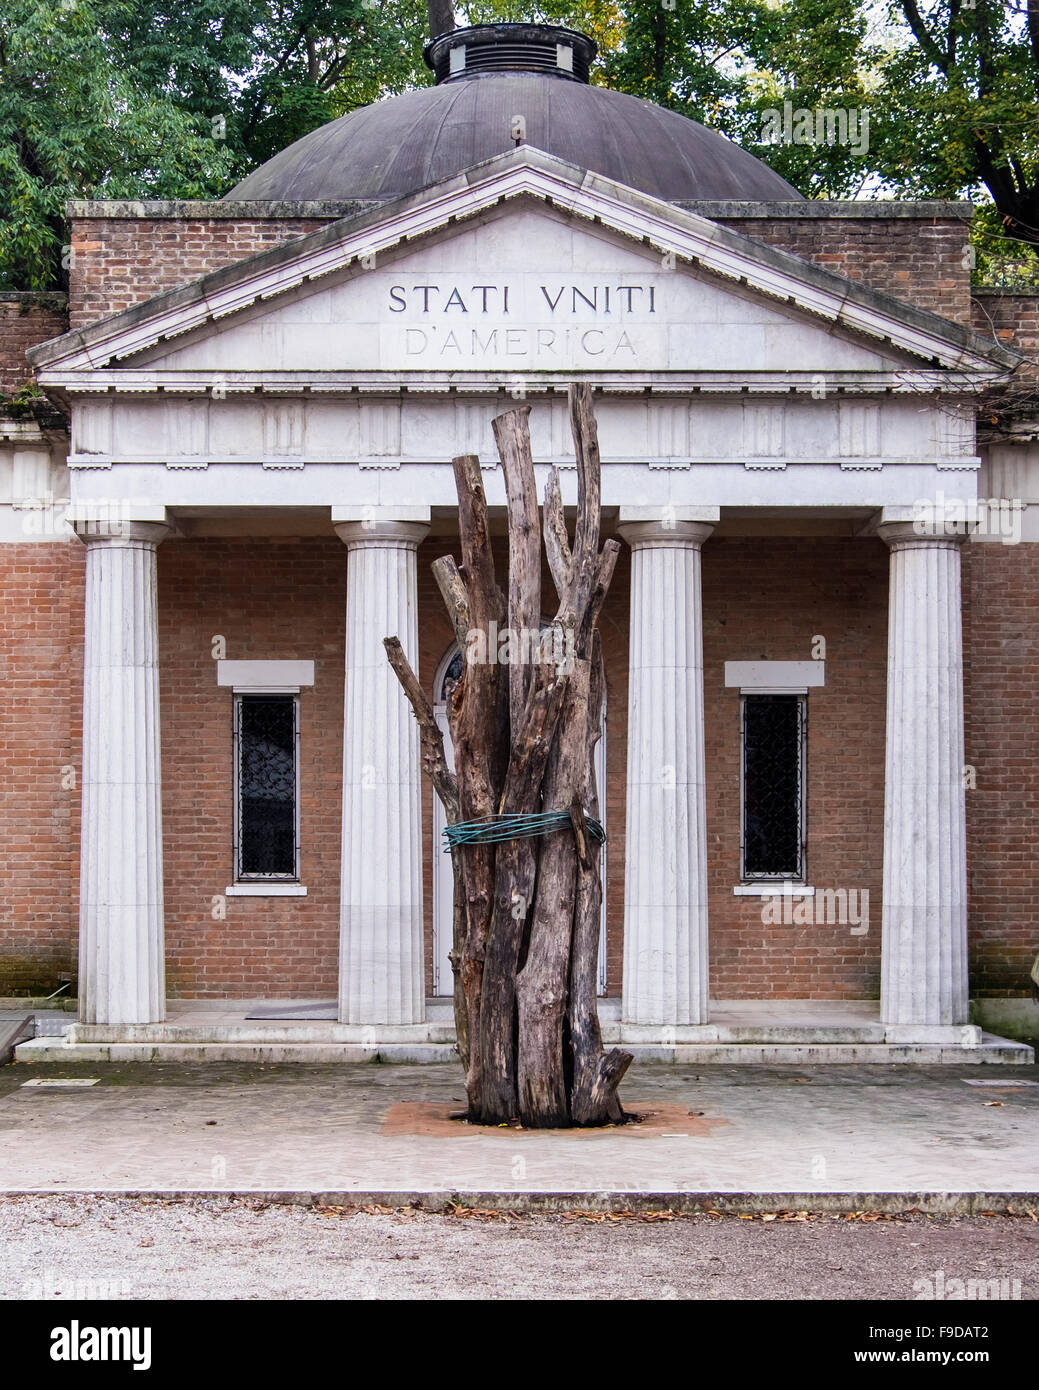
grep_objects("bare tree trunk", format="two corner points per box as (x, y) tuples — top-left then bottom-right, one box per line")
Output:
(427, 0), (455, 40)
(382, 636), (469, 1073)
(515, 661), (585, 1125)
(384, 385), (633, 1127)
(569, 636), (632, 1123)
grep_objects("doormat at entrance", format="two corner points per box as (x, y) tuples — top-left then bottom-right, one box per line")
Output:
(244, 1001), (338, 1021)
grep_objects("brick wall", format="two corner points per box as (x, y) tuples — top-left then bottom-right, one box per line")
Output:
(158, 536), (346, 999)
(702, 536), (888, 999)
(66, 205), (975, 332)
(155, 534), (631, 1000)
(721, 216), (972, 327)
(971, 291), (1039, 376)
(0, 540), (83, 995)
(0, 294), (69, 396)
(963, 541), (1039, 997)
(0, 525), (1032, 1005)
(153, 531), (893, 1002)
(68, 218), (334, 330)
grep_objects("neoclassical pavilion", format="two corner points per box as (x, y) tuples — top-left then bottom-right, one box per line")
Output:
(10, 24), (1037, 1061)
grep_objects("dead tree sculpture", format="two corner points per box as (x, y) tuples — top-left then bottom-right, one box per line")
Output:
(383, 383), (633, 1127)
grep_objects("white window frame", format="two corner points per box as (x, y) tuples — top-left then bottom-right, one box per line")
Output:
(725, 659), (822, 889)
(739, 691), (808, 884)
(218, 660), (313, 897)
(232, 691), (301, 886)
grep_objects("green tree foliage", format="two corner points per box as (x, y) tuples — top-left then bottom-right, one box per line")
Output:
(0, 0), (236, 288)
(868, 0), (1039, 265)
(601, 0), (1039, 266)
(3, 0), (1038, 290)
(0, 0), (431, 288)
(600, 0), (872, 197)
(103, 0), (432, 170)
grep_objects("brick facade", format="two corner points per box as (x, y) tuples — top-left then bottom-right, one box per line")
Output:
(1, 526), (1036, 1005)
(67, 217), (335, 330)
(65, 202), (976, 331)
(1, 198), (1035, 1007)
(148, 530), (892, 1003)
(703, 536), (888, 999)
(0, 541), (83, 994)
(158, 537), (346, 999)
(963, 542), (1039, 997)
(971, 291), (1039, 375)
(0, 294), (69, 396)
(720, 215), (973, 327)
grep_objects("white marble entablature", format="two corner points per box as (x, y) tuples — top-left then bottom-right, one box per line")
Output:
(63, 391), (976, 476)
(29, 150), (1010, 525)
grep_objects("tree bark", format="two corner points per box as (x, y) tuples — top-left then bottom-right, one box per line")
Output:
(427, 0), (455, 40)
(382, 635), (469, 1074)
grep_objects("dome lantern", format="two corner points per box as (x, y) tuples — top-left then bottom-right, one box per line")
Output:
(424, 22), (598, 86)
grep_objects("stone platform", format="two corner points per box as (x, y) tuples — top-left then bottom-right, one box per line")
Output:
(12, 999), (1034, 1065)
(1, 1059), (1038, 1206)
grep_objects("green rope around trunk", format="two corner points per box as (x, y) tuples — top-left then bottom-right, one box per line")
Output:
(443, 810), (606, 852)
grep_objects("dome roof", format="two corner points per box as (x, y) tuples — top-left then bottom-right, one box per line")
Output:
(224, 23), (803, 206)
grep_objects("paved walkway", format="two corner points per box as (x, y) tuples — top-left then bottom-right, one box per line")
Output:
(1, 1061), (1037, 1206)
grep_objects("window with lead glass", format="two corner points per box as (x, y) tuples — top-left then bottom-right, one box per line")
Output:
(741, 693), (806, 880)
(233, 693), (299, 881)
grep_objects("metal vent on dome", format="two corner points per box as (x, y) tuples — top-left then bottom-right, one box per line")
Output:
(425, 23), (597, 86)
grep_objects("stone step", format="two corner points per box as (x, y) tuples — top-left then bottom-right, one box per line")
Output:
(67, 1023), (459, 1046)
(604, 1024), (888, 1044)
(14, 1037), (458, 1064)
(15, 1034), (1033, 1066)
(0, 1014), (34, 1064)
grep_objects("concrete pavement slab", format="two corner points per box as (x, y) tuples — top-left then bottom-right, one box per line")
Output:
(0, 1061), (1037, 1210)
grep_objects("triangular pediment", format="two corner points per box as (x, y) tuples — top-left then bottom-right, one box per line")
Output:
(116, 206), (932, 378)
(31, 148), (1018, 391)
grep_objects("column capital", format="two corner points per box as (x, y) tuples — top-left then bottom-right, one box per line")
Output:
(617, 519), (715, 551)
(876, 519), (968, 551)
(72, 519), (171, 548)
(335, 519), (428, 550)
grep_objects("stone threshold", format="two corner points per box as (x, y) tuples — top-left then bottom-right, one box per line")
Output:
(15, 1036), (1032, 1066)
(14, 998), (1033, 1065)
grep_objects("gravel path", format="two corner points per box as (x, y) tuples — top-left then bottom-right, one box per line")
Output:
(1, 1195), (1036, 1300)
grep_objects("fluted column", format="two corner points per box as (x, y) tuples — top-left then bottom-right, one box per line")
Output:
(77, 519), (170, 1025)
(618, 518), (714, 1026)
(878, 519), (969, 1029)
(335, 518), (429, 1024)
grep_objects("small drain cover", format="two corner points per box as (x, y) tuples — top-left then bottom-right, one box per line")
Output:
(963, 1078), (1037, 1088)
(20, 1078), (99, 1088)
